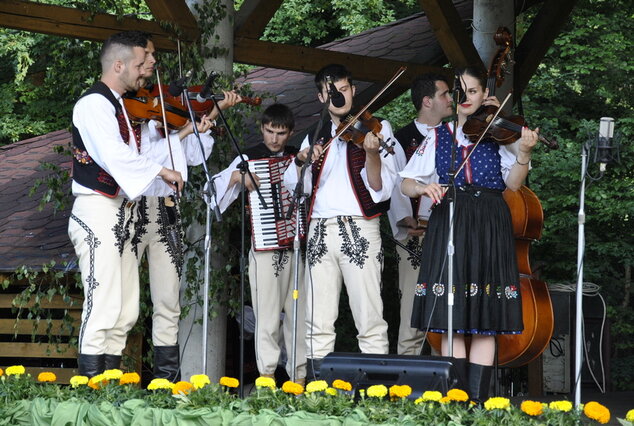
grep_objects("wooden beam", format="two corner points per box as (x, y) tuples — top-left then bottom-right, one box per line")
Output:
(234, 0), (283, 38)
(0, 293), (83, 309)
(514, 0), (578, 97)
(0, 0), (186, 50)
(144, 0), (199, 40)
(234, 37), (450, 88)
(418, 0), (484, 69)
(0, 342), (77, 358)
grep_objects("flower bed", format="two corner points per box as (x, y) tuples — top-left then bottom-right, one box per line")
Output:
(1, 366), (632, 425)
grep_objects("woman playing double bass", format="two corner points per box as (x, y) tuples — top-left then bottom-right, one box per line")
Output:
(400, 66), (539, 402)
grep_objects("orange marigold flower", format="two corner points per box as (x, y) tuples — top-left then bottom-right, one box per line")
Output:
(37, 372), (57, 382)
(332, 379), (352, 391)
(447, 388), (469, 402)
(282, 380), (304, 395)
(88, 374), (107, 390)
(219, 376), (239, 388)
(583, 401), (610, 424)
(439, 396), (452, 404)
(521, 400), (544, 416)
(119, 372), (141, 385)
(389, 384), (412, 399)
(172, 381), (194, 395)
(0, 368), (3, 377)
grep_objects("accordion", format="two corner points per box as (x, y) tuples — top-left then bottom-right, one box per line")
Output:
(248, 157), (306, 251)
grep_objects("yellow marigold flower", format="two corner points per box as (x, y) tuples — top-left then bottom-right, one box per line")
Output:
(439, 396), (451, 404)
(389, 384), (412, 399)
(421, 390), (443, 402)
(190, 374), (211, 389)
(447, 388), (469, 402)
(549, 400), (573, 412)
(5, 365), (26, 376)
(332, 379), (352, 391)
(172, 381), (194, 395)
(282, 381), (304, 395)
(103, 369), (123, 380)
(325, 387), (337, 396)
(414, 397), (424, 405)
(255, 376), (276, 390)
(521, 400), (544, 416)
(626, 409), (634, 422)
(484, 397), (511, 410)
(37, 372), (57, 382)
(88, 374), (107, 390)
(305, 380), (328, 393)
(219, 376), (239, 388)
(583, 401), (610, 424)
(147, 378), (174, 390)
(119, 372), (141, 385)
(366, 384), (388, 398)
(70, 375), (89, 388)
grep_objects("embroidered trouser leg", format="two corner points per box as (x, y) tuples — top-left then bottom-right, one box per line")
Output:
(134, 196), (183, 347)
(69, 195), (139, 355)
(396, 235), (426, 355)
(248, 248), (306, 379)
(305, 216), (388, 359)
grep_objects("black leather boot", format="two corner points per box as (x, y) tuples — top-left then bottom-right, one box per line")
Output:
(305, 358), (323, 381)
(154, 345), (181, 382)
(78, 354), (105, 378)
(104, 354), (122, 370)
(468, 362), (493, 403)
(451, 357), (468, 391)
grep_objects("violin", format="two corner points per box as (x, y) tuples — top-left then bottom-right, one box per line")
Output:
(462, 27), (558, 150)
(337, 110), (395, 156)
(148, 84), (262, 115)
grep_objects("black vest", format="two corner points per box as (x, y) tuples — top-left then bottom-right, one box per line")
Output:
(71, 81), (131, 197)
(309, 119), (390, 219)
(395, 121), (427, 217)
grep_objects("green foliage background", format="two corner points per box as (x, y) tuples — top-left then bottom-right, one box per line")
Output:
(1, 0), (632, 389)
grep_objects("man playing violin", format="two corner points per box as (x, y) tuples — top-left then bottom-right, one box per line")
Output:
(125, 32), (241, 381)
(389, 73), (451, 357)
(68, 31), (183, 379)
(400, 66), (538, 402)
(285, 64), (399, 379)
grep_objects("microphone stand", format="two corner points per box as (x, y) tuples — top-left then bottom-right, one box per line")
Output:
(205, 90), (267, 398)
(286, 98), (331, 382)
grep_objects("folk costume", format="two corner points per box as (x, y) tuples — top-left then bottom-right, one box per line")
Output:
(68, 81), (164, 377)
(388, 121), (434, 355)
(212, 143), (306, 381)
(284, 118), (399, 376)
(133, 120), (215, 381)
(399, 122), (523, 337)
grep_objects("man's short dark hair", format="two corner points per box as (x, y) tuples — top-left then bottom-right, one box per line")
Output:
(410, 73), (449, 111)
(261, 103), (295, 131)
(100, 31), (150, 65)
(314, 64), (352, 92)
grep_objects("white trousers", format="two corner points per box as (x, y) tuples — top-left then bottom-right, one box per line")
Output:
(396, 235), (426, 355)
(248, 247), (306, 379)
(305, 216), (388, 359)
(133, 196), (182, 347)
(68, 195), (139, 355)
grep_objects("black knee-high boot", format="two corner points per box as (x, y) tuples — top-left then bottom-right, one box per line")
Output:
(468, 362), (493, 403)
(154, 345), (181, 382)
(451, 358), (468, 390)
(104, 354), (122, 370)
(78, 354), (105, 378)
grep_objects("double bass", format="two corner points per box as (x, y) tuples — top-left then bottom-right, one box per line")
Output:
(426, 27), (554, 368)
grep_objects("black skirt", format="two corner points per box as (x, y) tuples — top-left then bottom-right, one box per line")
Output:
(411, 186), (523, 335)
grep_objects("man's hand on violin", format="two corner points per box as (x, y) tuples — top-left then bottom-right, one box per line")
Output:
(158, 167), (184, 194)
(217, 90), (242, 111)
(297, 145), (324, 164)
(362, 131), (383, 155)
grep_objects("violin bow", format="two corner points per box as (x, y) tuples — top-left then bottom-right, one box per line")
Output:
(155, 68), (180, 201)
(454, 92), (512, 178)
(319, 66), (407, 154)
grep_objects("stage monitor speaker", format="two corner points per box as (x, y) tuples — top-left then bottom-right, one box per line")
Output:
(320, 352), (457, 400)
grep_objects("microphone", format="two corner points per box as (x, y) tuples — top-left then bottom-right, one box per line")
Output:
(196, 71), (219, 103)
(325, 75), (345, 108)
(597, 117), (615, 172)
(453, 73), (466, 104)
(168, 70), (193, 96)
